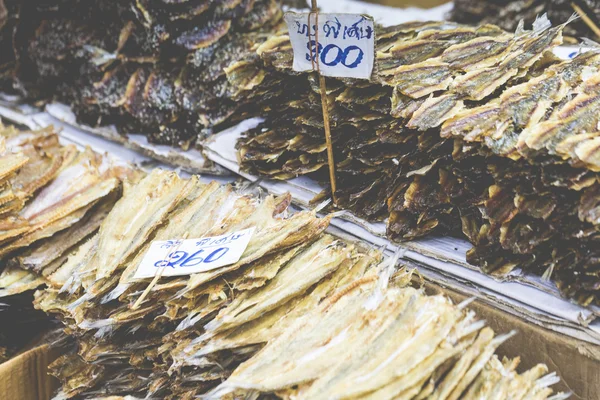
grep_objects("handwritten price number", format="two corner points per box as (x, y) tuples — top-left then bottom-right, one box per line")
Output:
(306, 41), (363, 68)
(153, 231), (248, 269)
(294, 16), (373, 70)
(154, 247), (229, 268)
(160, 240), (182, 249)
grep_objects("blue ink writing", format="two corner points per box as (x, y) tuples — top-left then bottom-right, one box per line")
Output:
(306, 41), (364, 69)
(154, 247), (229, 269)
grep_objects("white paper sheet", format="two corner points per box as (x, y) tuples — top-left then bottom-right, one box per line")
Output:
(44, 103), (229, 176)
(313, 0), (452, 26)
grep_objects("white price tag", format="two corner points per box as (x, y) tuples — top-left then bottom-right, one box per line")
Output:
(133, 227), (255, 279)
(284, 12), (375, 80)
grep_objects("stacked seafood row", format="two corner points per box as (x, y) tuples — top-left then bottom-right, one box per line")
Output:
(237, 18), (600, 304)
(0, 122), (137, 363)
(237, 19), (565, 226)
(441, 50), (600, 305)
(451, 0), (600, 40)
(4, 0), (283, 147)
(10, 170), (565, 399)
(13, 169), (564, 399)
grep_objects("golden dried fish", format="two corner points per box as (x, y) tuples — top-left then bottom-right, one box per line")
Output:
(12, 193), (117, 273)
(180, 251), (380, 362)
(205, 235), (351, 333)
(0, 266), (46, 297)
(93, 169), (189, 280)
(380, 59), (453, 98)
(441, 35), (513, 71)
(519, 90), (600, 156)
(0, 153), (29, 183)
(47, 234), (98, 289)
(407, 94), (464, 130)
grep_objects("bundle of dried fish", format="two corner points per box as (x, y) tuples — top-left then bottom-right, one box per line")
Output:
(0, 122), (139, 290)
(237, 17), (600, 304)
(0, 122), (138, 364)
(208, 269), (564, 400)
(238, 18), (564, 225)
(452, 0), (600, 40)
(24, 173), (564, 399)
(3, 0), (285, 147)
(439, 49), (600, 305)
(7, 169), (560, 399)
(26, 170), (334, 397)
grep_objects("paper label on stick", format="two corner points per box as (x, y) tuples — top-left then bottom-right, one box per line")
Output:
(133, 227), (255, 279)
(284, 12), (375, 79)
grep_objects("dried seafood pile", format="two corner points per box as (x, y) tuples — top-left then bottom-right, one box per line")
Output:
(237, 18), (567, 225)
(237, 18), (600, 305)
(451, 0), (600, 40)
(0, 122), (138, 363)
(1, 0), (283, 147)
(0, 169), (560, 399)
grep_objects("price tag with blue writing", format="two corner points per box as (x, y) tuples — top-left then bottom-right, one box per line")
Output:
(133, 227), (255, 279)
(284, 12), (375, 79)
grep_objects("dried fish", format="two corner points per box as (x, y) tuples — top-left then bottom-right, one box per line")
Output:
(4, 0), (286, 146)
(0, 168), (558, 399)
(452, 0), (600, 39)
(238, 17), (600, 305)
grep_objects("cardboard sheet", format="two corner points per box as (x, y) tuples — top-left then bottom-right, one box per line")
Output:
(0, 344), (60, 400)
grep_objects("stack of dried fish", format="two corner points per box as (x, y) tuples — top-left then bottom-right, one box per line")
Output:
(451, 0), (600, 40)
(237, 17), (600, 305)
(23, 170), (563, 399)
(207, 276), (563, 400)
(0, 121), (138, 364)
(3, 0), (284, 147)
(441, 50), (600, 305)
(0, 122), (139, 282)
(238, 18), (565, 227)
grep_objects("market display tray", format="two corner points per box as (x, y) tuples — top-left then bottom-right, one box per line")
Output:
(2, 99), (600, 346)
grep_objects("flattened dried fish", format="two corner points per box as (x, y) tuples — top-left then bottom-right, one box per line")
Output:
(93, 169), (188, 280)
(205, 235), (351, 333)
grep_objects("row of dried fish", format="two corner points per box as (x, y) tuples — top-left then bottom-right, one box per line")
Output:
(236, 18), (600, 305)
(237, 18), (567, 222)
(0, 168), (564, 398)
(0, 122), (139, 364)
(451, 0), (600, 40)
(0, 0), (284, 146)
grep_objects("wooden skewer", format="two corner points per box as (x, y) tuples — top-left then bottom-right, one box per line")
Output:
(309, 0), (338, 206)
(131, 231), (189, 310)
(572, 2), (600, 39)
